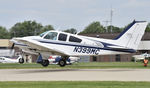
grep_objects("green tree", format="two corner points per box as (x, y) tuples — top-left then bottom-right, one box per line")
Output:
(63, 28), (77, 34)
(146, 23), (150, 32)
(10, 21), (43, 38)
(80, 21), (105, 34)
(41, 25), (54, 33)
(0, 26), (10, 39)
(107, 25), (122, 33)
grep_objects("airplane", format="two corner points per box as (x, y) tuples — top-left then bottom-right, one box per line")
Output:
(10, 20), (148, 67)
(0, 55), (24, 63)
(132, 53), (150, 62)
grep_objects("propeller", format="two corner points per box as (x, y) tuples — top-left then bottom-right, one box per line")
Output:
(11, 43), (15, 49)
(9, 43), (15, 54)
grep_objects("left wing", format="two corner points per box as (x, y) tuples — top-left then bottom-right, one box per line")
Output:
(12, 38), (69, 56)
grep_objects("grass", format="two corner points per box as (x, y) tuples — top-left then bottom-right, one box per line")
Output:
(0, 62), (149, 69)
(0, 63), (149, 88)
(0, 81), (150, 88)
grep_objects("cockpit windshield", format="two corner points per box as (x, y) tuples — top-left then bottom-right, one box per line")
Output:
(39, 31), (49, 37)
(44, 32), (58, 40)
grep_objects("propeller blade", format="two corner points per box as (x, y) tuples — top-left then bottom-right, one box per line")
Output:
(9, 43), (15, 54)
(11, 43), (15, 49)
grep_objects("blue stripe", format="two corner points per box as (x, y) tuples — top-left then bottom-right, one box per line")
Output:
(100, 42), (117, 47)
(114, 20), (146, 40)
(114, 20), (136, 40)
(37, 40), (136, 53)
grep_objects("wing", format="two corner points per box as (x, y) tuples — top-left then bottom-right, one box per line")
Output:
(12, 38), (68, 56)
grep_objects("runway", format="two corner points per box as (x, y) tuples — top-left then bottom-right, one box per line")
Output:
(0, 69), (150, 81)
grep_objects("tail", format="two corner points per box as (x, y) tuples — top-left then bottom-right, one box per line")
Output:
(115, 20), (148, 50)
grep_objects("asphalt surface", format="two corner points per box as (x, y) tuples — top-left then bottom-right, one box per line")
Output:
(0, 69), (150, 81)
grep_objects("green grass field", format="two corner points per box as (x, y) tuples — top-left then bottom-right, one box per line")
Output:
(0, 62), (149, 69)
(0, 81), (150, 88)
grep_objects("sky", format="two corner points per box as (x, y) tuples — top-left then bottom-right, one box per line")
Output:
(0, 0), (150, 32)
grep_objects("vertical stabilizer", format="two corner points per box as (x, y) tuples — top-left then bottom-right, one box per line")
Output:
(115, 21), (148, 50)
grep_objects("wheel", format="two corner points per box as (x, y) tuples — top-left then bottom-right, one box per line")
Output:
(41, 60), (49, 67)
(58, 59), (66, 67)
(19, 58), (24, 64)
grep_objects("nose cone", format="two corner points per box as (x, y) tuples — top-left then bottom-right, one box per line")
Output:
(10, 36), (42, 44)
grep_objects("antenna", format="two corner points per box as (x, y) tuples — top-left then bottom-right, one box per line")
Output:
(103, 20), (110, 33)
(110, 6), (114, 33)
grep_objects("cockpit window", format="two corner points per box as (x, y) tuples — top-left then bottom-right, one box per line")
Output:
(44, 32), (58, 40)
(69, 36), (82, 43)
(39, 31), (49, 37)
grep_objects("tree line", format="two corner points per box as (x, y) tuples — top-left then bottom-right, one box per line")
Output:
(0, 20), (150, 39)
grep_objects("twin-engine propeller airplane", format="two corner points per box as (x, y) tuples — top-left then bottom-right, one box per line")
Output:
(10, 20), (148, 67)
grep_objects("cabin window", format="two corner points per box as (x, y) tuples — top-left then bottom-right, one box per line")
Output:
(44, 32), (58, 40)
(58, 33), (67, 41)
(69, 36), (82, 43)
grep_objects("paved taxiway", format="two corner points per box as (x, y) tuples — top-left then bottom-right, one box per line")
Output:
(0, 69), (150, 81)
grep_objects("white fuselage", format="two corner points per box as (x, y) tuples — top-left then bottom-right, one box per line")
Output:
(11, 21), (148, 58)
(13, 32), (129, 57)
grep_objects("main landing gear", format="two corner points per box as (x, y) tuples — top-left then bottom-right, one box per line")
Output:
(37, 59), (49, 67)
(36, 53), (49, 67)
(37, 53), (68, 67)
(57, 56), (68, 67)
(58, 59), (66, 67)
(41, 60), (49, 67)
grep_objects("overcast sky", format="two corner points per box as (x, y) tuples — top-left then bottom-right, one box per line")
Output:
(0, 0), (149, 32)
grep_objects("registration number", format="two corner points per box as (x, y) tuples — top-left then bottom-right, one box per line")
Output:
(73, 46), (100, 55)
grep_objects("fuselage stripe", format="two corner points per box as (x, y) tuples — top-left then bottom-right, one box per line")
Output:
(36, 40), (136, 53)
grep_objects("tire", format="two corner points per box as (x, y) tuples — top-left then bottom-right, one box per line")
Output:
(19, 58), (24, 64)
(58, 59), (66, 67)
(41, 60), (49, 67)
